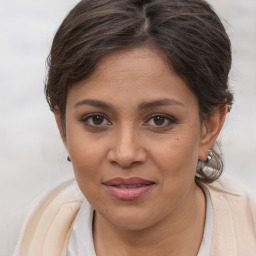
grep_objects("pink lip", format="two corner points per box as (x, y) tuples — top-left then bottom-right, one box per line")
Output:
(103, 177), (155, 200)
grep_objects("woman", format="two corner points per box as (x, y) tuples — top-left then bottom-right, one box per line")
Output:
(12, 0), (256, 255)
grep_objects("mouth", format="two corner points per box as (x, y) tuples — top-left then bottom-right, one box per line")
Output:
(103, 177), (155, 200)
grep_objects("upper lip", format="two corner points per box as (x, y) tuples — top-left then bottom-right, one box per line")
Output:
(103, 177), (155, 186)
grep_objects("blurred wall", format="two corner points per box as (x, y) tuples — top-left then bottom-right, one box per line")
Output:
(0, 0), (256, 217)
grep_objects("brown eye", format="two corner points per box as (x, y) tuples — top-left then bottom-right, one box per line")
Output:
(145, 114), (176, 128)
(82, 114), (111, 127)
(153, 116), (165, 126)
(92, 115), (104, 125)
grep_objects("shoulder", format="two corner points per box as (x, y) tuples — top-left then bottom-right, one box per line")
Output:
(207, 174), (256, 227)
(207, 174), (248, 196)
(206, 175), (256, 255)
(3, 178), (84, 256)
(207, 174), (256, 217)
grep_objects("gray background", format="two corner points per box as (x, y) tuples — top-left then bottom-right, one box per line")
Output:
(1, 0), (256, 218)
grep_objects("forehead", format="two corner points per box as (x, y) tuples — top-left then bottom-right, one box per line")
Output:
(92, 47), (171, 80)
(68, 47), (198, 110)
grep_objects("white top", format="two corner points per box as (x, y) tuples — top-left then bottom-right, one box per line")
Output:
(4, 175), (255, 255)
(67, 186), (213, 256)
(197, 186), (213, 256)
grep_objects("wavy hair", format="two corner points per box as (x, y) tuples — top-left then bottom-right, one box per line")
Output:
(45, 0), (233, 184)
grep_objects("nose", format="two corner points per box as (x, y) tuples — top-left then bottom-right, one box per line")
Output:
(107, 125), (147, 168)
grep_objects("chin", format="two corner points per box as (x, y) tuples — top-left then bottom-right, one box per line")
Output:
(100, 206), (160, 231)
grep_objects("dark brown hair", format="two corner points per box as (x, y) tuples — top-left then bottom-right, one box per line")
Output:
(45, 0), (233, 184)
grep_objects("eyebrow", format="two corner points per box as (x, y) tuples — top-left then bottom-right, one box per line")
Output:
(74, 99), (112, 109)
(74, 98), (184, 109)
(138, 98), (184, 109)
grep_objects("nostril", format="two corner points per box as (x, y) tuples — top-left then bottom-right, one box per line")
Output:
(109, 159), (145, 169)
(110, 160), (120, 167)
(106, 137), (147, 168)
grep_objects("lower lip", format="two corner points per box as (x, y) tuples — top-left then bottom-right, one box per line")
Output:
(104, 184), (154, 200)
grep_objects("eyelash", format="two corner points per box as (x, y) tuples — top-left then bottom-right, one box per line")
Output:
(144, 113), (176, 128)
(80, 113), (176, 129)
(80, 113), (111, 128)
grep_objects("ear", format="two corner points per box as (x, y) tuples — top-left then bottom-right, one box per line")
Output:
(54, 109), (68, 149)
(198, 105), (227, 160)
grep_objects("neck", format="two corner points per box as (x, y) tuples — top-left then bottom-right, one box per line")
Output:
(93, 183), (206, 256)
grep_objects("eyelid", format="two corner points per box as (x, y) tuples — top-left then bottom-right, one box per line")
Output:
(79, 112), (176, 128)
(144, 113), (177, 126)
(80, 113), (112, 126)
(146, 113), (176, 121)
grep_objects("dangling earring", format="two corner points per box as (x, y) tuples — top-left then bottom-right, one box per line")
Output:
(67, 156), (71, 162)
(207, 149), (213, 162)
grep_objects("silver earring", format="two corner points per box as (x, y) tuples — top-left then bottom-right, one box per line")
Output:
(67, 156), (71, 162)
(207, 150), (213, 162)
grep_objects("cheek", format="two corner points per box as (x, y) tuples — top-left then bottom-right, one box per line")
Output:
(70, 143), (103, 178)
(69, 141), (105, 204)
(151, 136), (200, 204)
(65, 128), (105, 184)
(66, 120), (103, 167)
(148, 130), (201, 200)
(151, 133), (200, 174)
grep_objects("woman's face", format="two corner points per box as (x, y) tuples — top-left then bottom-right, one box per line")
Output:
(59, 47), (211, 230)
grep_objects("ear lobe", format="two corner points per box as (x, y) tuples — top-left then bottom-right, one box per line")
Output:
(54, 110), (68, 148)
(198, 105), (227, 160)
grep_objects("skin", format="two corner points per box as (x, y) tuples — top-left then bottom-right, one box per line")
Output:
(55, 47), (226, 255)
